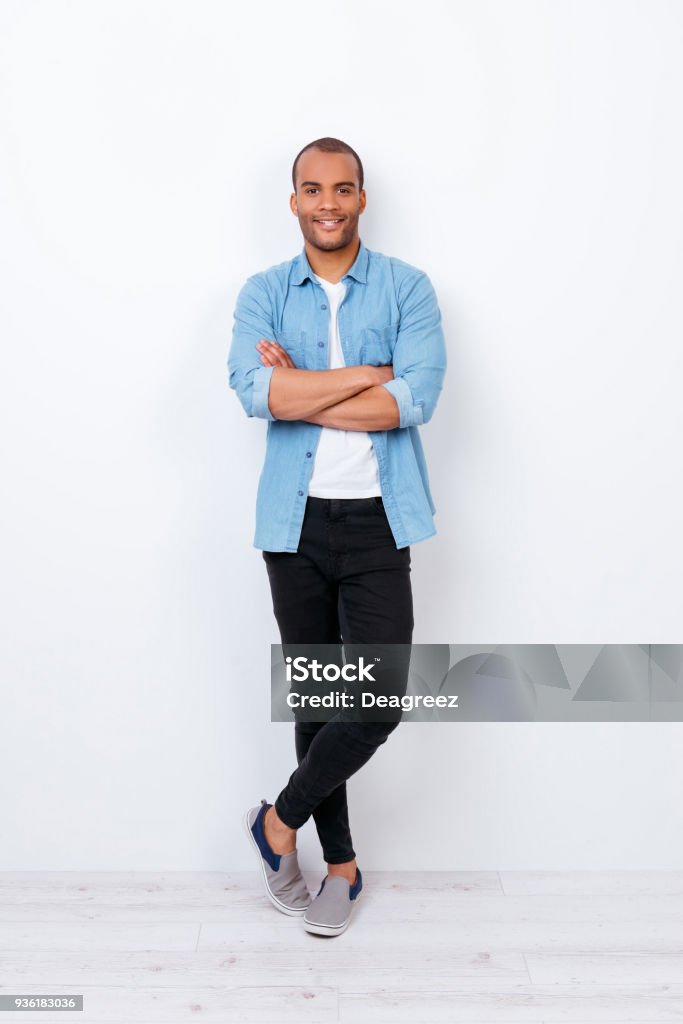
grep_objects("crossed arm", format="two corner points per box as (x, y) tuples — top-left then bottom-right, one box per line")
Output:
(255, 338), (400, 431)
(229, 272), (445, 430)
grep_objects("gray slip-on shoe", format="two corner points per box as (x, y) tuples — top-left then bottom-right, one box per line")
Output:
(303, 867), (363, 936)
(244, 798), (311, 916)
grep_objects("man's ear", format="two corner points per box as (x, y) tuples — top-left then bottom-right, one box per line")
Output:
(359, 189), (367, 214)
(290, 192), (298, 215)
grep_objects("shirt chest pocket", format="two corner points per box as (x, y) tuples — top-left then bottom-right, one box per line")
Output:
(360, 322), (399, 365)
(274, 329), (307, 368)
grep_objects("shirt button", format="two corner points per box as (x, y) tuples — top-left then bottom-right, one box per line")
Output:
(297, 490), (304, 496)
(318, 341), (324, 347)
(321, 303), (327, 310)
(306, 451), (312, 457)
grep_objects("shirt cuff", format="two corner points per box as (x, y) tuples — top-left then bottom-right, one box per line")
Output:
(381, 377), (424, 428)
(252, 365), (277, 420)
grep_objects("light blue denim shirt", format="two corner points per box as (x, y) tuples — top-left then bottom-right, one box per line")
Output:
(228, 237), (447, 552)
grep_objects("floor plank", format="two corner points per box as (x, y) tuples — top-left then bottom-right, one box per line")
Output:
(500, 872), (683, 896)
(339, 985), (683, 1022)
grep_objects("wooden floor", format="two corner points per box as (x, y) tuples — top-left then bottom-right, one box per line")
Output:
(1, 871), (683, 1022)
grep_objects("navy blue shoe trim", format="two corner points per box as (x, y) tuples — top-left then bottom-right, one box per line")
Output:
(251, 801), (281, 872)
(315, 867), (363, 900)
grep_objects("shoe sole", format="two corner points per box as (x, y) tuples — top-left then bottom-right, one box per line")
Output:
(302, 886), (363, 936)
(243, 807), (311, 917)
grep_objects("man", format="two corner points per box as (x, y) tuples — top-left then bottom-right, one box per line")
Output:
(228, 137), (446, 936)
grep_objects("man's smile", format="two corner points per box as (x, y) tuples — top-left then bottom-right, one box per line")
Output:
(314, 218), (344, 230)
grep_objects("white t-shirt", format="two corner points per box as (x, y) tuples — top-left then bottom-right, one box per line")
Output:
(307, 273), (382, 497)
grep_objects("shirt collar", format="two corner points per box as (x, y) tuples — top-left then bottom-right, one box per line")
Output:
(291, 237), (369, 286)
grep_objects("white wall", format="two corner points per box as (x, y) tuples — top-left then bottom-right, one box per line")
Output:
(1, 0), (681, 870)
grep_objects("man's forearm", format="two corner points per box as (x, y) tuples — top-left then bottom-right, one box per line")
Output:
(302, 385), (400, 431)
(268, 365), (384, 420)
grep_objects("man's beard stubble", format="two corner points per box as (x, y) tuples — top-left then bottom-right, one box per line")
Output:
(300, 213), (359, 252)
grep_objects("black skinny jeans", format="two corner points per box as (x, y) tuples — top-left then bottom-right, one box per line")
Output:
(262, 496), (413, 864)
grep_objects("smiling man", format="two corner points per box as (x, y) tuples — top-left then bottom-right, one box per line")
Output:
(228, 137), (447, 936)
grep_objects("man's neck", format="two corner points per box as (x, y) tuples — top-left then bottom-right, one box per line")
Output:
(304, 237), (360, 285)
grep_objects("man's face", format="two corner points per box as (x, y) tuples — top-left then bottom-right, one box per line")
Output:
(290, 149), (366, 252)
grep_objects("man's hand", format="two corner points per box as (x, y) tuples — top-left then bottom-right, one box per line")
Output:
(256, 339), (297, 369)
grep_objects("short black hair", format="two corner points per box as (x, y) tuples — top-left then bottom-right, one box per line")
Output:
(292, 137), (364, 192)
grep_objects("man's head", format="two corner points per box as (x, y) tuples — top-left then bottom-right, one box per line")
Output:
(290, 137), (366, 253)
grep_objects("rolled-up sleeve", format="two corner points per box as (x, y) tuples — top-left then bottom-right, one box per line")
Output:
(228, 276), (277, 421)
(381, 272), (446, 428)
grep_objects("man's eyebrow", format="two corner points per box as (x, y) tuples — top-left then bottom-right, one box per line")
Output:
(299, 181), (357, 188)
